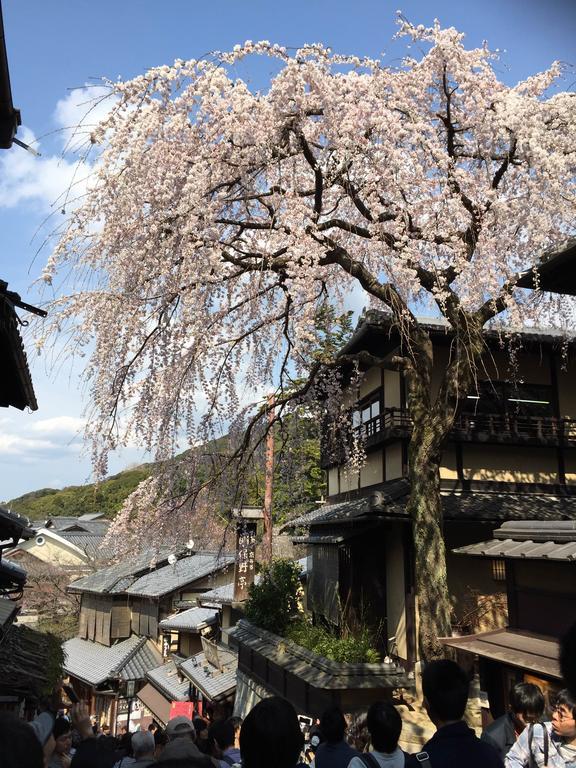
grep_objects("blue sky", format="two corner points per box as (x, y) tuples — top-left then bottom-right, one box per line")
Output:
(0, 0), (574, 501)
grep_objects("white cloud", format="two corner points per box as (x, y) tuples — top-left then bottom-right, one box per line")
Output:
(0, 85), (115, 213)
(30, 416), (85, 437)
(54, 85), (115, 150)
(0, 434), (58, 456)
(0, 126), (90, 211)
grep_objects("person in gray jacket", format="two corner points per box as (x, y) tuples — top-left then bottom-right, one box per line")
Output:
(157, 716), (214, 767)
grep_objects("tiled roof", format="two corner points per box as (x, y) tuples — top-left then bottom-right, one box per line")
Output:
(146, 660), (190, 701)
(199, 582), (235, 605)
(68, 547), (181, 594)
(179, 646), (238, 702)
(63, 635), (162, 686)
(0, 596), (18, 628)
(160, 607), (219, 632)
(0, 282), (37, 410)
(455, 538), (576, 561)
(126, 554), (235, 598)
(122, 639), (164, 681)
(454, 520), (576, 561)
(284, 485), (576, 530)
(283, 496), (375, 529)
(47, 517), (109, 536)
(57, 532), (106, 559)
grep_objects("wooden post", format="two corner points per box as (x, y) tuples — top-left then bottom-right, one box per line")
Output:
(263, 393), (275, 562)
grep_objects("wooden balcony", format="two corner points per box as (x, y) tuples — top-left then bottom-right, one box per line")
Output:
(321, 408), (576, 468)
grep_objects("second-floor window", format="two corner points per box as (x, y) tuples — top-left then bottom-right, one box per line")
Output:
(462, 381), (553, 419)
(352, 393), (381, 430)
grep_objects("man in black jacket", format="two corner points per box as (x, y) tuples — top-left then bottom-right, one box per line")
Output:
(480, 682), (545, 760)
(405, 660), (503, 768)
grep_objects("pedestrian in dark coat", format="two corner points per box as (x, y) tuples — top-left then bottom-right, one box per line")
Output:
(405, 660), (503, 768)
(313, 707), (358, 768)
(481, 682), (545, 760)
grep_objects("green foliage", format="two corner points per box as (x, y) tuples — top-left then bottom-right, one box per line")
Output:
(245, 558), (303, 635)
(36, 629), (65, 696)
(7, 467), (151, 520)
(286, 619), (380, 664)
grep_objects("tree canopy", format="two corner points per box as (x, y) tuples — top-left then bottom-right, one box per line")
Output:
(39, 18), (576, 657)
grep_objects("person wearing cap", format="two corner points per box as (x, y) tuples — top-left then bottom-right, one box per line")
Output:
(157, 715), (214, 766)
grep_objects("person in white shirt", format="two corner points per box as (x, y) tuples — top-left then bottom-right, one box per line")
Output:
(348, 702), (405, 768)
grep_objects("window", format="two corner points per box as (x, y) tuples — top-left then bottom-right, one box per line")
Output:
(491, 559), (506, 582)
(352, 392), (381, 429)
(463, 381), (553, 418)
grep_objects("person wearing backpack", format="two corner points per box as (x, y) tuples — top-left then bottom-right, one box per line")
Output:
(404, 659), (503, 768)
(347, 701), (405, 768)
(210, 719), (242, 768)
(505, 688), (576, 767)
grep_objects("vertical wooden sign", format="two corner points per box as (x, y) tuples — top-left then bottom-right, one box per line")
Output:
(233, 520), (257, 602)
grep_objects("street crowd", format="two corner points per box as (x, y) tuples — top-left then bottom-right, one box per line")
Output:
(2, 652), (576, 768)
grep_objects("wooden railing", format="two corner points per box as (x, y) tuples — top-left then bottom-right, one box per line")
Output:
(356, 407), (576, 444)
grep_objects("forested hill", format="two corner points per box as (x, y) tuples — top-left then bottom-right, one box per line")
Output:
(6, 416), (325, 522)
(6, 467), (151, 520)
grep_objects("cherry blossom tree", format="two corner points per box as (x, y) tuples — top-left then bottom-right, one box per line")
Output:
(40, 18), (576, 659)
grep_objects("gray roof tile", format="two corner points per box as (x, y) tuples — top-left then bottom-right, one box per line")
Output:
(63, 635), (162, 686)
(126, 554), (235, 598)
(146, 660), (190, 701)
(454, 538), (576, 561)
(68, 547), (182, 594)
(285, 487), (576, 530)
(160, 607), (219, 632)
(179, 646), (238, 702)
(57, 532), (106, 559)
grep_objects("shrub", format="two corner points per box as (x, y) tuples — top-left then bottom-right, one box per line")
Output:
(244, 559), (303, 635)
(286, 619), (380, 664)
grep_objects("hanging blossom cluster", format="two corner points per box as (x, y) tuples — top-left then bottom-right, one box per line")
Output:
(38, 18), (576, 546)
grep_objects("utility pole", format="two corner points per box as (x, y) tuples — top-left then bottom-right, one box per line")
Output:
(262, 393), (275, 562)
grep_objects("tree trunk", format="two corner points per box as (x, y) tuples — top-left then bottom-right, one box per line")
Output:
(407, 431), (452, 661)
(403, 316), (486, 662)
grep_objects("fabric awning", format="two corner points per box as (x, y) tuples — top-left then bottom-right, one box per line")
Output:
(441, 629), (560, 679)
(137, 683), (171, 727)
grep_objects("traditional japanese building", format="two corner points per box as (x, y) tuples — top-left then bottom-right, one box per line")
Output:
(443, 519), (575, 723)
(282, 312), (576, 672)
(63, 548), (234, 732)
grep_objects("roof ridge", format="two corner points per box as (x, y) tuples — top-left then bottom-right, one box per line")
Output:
(111, 634), (147, 676)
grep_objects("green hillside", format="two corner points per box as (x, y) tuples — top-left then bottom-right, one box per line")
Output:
(7, 417), (325, 522)
(7, 468), (151, 520)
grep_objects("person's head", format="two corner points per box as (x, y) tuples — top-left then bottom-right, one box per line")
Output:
(154, 728), (168, 757)
(422, 660), (469, 726)
(132, 730), (155, 759)
(148, 721), (158, 733)
(101, 723), (111, 736)
(240, 697), (304, 768)
(227, 716), (242, 748)
(210, 719), (235, 754)
(320, 707), (347, 744)
(551, 689), (576, 741)
(0, 713), (44, 768)
(509, 682), (545, 731)
(166, 716), (196, 741)
(365, 702), (402, 754)
(53, 716), (72, 755)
